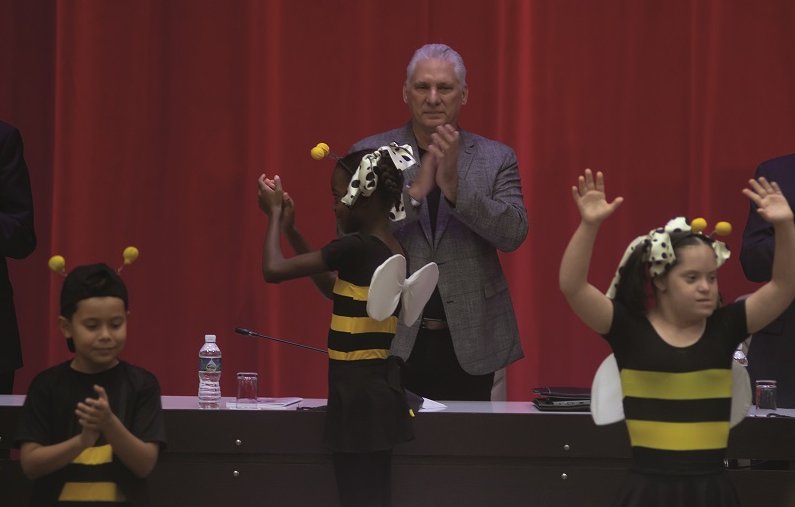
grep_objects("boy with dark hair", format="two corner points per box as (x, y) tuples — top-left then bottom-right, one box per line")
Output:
(15, 263), (166, 506)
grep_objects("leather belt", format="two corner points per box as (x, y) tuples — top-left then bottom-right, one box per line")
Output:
(420, 318), (448, 331)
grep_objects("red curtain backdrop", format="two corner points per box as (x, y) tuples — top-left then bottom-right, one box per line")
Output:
(2, 0), (795, 400)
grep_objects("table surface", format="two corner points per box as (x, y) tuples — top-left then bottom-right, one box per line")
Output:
(3, 394), (794, 418)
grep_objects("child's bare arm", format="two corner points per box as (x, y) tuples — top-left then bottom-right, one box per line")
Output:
(281, 195), (336, 297)
(559, 169), (623, 334)
(19, 427), (99, 479)
(742, 178), (795, 334)
(76, 385), (159, 478)
(258, 174), (334, 283)
(262, 178), (336, 297)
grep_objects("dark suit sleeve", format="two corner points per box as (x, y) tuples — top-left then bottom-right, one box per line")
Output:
(0, 124), (36, 259)
(451, 145), (528, 252)
(740, 162), (778, 282)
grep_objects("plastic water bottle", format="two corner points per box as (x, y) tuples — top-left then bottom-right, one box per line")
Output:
(198, 334), (222, 408)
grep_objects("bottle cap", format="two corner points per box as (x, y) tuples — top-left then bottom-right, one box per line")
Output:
(204, 334), (216, 343)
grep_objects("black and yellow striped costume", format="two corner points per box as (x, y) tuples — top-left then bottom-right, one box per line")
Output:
(603, 300), (747, 506)
(57, 444), (127, 504)
(320, 233), (413, 452)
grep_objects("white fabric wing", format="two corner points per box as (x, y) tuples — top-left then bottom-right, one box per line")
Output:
(590, 354), (625, 426)
(730, 361), (751, 427)
(400, 262), (439, 326)
(367, 255), (405, 322)
(367, 254), (439, 325)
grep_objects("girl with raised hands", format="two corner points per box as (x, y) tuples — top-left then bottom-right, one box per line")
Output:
(559, 169), (795, 506)
(257, 144), (428, 507)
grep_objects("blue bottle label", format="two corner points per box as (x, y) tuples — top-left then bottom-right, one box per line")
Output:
(199, 357), (222, 372)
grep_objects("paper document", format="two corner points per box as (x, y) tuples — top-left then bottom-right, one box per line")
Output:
(226, 397), (303, 410)
(419, 397), (447, 411)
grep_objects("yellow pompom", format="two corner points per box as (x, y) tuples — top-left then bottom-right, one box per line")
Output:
(691, 217), (708, 233)
(714, 221), (732, 237)
(48, 255), (66, 273)
(123, 246), (140, 265)
(310, 146), (326, 160)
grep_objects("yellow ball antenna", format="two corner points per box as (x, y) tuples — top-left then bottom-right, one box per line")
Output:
(123, 246), (140, 265)
(690, 217), (708, 234)
(714, 221), (732, 237)
(310, 142), (340, 161)
(48, 255), (66, 274)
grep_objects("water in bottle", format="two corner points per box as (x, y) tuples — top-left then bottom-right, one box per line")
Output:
(198, 334), (222, 408)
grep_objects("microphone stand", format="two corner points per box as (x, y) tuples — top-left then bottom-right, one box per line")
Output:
(234, 327), (327, 354)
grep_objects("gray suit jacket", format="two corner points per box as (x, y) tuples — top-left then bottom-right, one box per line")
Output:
(352, 123), (528, 375)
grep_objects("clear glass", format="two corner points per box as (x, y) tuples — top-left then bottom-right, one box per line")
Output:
(754, 379), (777, 416)
(236, 372), (259, 409)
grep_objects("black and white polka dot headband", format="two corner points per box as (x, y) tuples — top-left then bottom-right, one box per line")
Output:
(605, 216), (731, 299)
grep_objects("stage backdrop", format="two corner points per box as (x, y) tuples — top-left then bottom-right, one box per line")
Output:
(2, 0), (795, 400)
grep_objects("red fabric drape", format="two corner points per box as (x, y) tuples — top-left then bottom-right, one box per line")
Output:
(2, 0), (795, 400)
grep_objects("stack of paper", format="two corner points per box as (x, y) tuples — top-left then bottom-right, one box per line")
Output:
(226, 397), (303, 410)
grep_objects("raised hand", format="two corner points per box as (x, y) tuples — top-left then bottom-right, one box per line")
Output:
(742, 177), (794, 225)
(571, 168), (623, 225)
(75, 385), (114, 434)
(408, 150), (438, 202)
(429, 124), (460, 199)
(261, 175), (295, 229)
(257, 173), (284, 216)
(281, 192), (296, 231)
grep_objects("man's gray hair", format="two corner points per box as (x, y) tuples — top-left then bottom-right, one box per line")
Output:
(406, 43), (467, 86)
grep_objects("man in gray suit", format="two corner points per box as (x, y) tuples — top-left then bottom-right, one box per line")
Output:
(351, 44), (528, 400)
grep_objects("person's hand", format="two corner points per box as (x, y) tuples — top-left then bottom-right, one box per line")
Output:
(257, 174), (284, 216)
(261, 175), (295, 230)
(261, 175), (278, 190)
(429, 124), (459, 196)
(75, 385), (114, 433)
(571, 169), (623, 225)
(77, 423), (100, 448)
(408, 150), (438, 201)
(281, 192), (296, 232)
(743, 177), (794, 225)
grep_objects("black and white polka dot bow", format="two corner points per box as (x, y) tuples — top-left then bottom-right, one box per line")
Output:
(606, 216), (730, 299)
(341, 143), (416, 221)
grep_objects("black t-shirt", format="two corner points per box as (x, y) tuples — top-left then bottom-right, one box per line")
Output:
(15, 361), (167, 506)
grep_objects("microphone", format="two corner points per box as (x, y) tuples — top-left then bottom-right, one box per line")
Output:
(234, 327), (327, 354)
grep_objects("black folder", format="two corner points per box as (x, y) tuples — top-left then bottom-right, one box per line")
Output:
(532, 386), (591, 412)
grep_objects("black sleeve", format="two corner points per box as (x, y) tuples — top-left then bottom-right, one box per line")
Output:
(321, 234), (365, 273)
(740, 162), (777, 282)
(14, 372), (55, 447)
(601, 299), (626, 348)
(716, 300), (748, 348)
(0, 123), (36, 258)
(130, 369), (167, 448)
